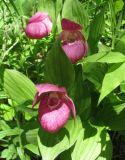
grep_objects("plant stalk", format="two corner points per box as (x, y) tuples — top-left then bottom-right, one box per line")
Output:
(109, 0), (116, 50)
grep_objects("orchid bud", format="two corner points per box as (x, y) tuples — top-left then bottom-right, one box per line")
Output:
(25, 12), (52, 39)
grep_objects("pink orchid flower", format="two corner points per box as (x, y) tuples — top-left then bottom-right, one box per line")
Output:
(60, 18), (88, 63)
(25, 12), (52, 39)
(32, 83), (76, 133)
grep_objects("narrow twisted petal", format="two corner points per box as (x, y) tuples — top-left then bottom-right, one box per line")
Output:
(64, 96), (76, 122)
(36, 83), (67, 96)
(62, 40), (88, 63)
(38, 98), (70, 133)
(32, 92), (40, 108)
(61, 18), (82, 31)
(32, 83), (67, 108)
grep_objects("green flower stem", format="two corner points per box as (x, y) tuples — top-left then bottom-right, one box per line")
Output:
(1, 39), (19, 62)
(13, 103), (26, 160)
(109, 0), (116, 50)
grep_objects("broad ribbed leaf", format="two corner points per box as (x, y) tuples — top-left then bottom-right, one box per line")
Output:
(0, 120), (22, 139)
(73, 65), (91, 117)
(14, 0), (25, 15)
(10, 0), (36, 16)
(98, 63), (125, 103)
(96, 133), (112, 160)
(115, 33), (125, 55)
(37, 117), (82, 160)
(59, 148), (72, 160)
(0, 91), (7, 99)
(88, 7), (105, 53)
(123, 4), (125, 20)
(84, 52), (125, 63)
(44, 40), (75, 89)
(21, 0), (36, 16)
(0, 104), (15, 121)
(38, 0), (56, 21)
(24, 144), (40, 156)
(71, 124), (106, 160)
(17, 147), (25, 160)
(56, 0), (63, 17)
(1, 144), (17, 160)
(96, 102), (125, 131)
(83, 63), (108, 91)
(21, 120), (39, 146)
(62, 0), (89, 34)
(120, 81), (125, 92)
(4, 69), (36, 104)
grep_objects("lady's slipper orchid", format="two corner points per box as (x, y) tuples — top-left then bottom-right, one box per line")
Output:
(32, 83), (76, 133)
(25, 12), (52, 39)
(60, 18), (88, 63)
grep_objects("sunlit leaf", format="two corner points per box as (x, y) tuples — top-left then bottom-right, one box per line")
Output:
(98, 63), (125, 103)
(71, 123), (106, 160)
(84, 52), (125, 63)
(4, 69), (36, 104)
(96, 133), (112, 160)
(37, 116), (82, 160)
(0, 120), (23, 139)
(17, 147), (25, 160)
(0, 104), (15, 121)
(1, 144), (17, 160)
(24, 144), (40, 156)
(21, 121), (39, 146)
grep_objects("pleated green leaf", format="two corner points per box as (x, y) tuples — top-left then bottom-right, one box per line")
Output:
(115, 33), (125, 55)
(9, 0), (36, 16)
(71, 124), (106, 160)
(56, 0), (63, 17)
(83, 63), (108, 91)
(88, 7), (105, 53)
(96, 102), (125, 131)
(0, 120), (22, 140)
(4, 69), (36, 104)
(96, 133), (112, 160)
(98, 63), (125, 103)
(44, 40), (75, 89)
(1, 144), (17, 160)
(37, 116), (82, 160)
(24, 144), (40, 156)
(73, 65), (91, 117)
(38, 0), (56, 22)
(84, 52), (125, 63)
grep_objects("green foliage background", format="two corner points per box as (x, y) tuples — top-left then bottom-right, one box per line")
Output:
(0, 0), (125, 159)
